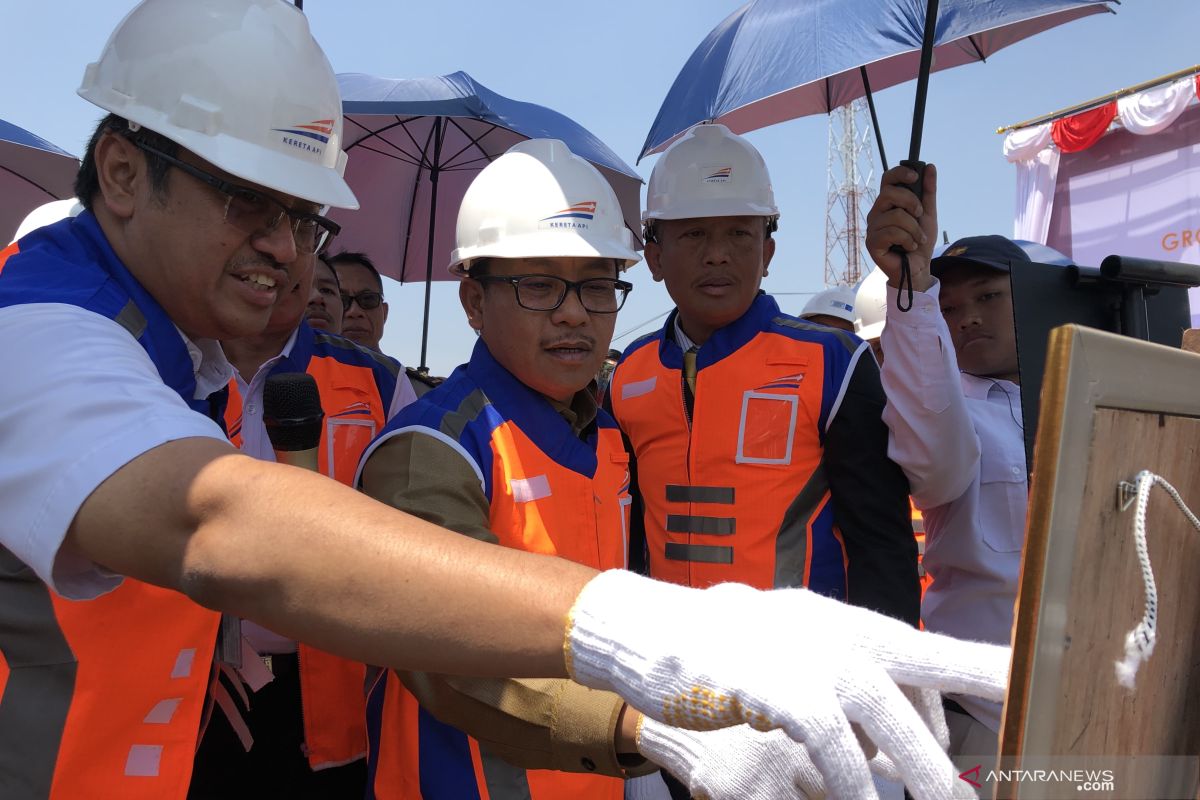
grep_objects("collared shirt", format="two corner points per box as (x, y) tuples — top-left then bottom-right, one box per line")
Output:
(0, 304), (231, 599)
(879, 281), (1026, 732)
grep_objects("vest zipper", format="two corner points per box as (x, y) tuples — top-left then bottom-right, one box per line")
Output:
(681, 371), (695, 585)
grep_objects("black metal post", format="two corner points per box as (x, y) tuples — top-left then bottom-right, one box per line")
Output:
(859, 66), (888, 171)
(907, 0), (941, 162)
(419, 117), (443, 372)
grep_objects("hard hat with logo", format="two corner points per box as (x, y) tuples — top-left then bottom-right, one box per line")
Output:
(77, 0), (356, 209)
(448, 138), (640, 276)
(642, 123), (779, 235)
(855, 268), (890, 340)
(9, 199), (84, 245)
(800, 286), (857, 325)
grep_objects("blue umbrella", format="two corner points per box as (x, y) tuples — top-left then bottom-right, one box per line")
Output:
(1, 118), (79, 242)
(331, 71), (643, 370)
(640, 0), (1114, 167)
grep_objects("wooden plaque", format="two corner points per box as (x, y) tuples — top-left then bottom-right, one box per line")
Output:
(999, 324), (1200, 799)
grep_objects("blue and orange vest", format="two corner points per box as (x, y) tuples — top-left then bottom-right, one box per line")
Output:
(0, 213), (225, 798)
(610, 293), (862, 593)
(360, 341), (628, 800)
(223, 321), (400, 770)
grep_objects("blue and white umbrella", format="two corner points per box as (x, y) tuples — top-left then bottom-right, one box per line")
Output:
(1, 118), (79, 242)
(331, 71), (643, 369)
(640, 0), (1114, 167)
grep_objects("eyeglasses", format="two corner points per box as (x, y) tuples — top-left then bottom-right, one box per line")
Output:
(131, 139), (340, 255)
(341, 290), (385, 312)
(473, 274), (632, 314)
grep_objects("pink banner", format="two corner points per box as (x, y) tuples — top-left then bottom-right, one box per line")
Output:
(1046, 104), (1200, 325)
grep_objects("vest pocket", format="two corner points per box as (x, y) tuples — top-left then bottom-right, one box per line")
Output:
(735, 390), (799, 465)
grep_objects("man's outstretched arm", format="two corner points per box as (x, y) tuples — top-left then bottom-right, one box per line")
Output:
(67, 435), (593, 678)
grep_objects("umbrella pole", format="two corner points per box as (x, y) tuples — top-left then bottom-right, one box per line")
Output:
(906, 0), (940, 162)
(859, 67), (888, 172)
(419, 117), (444, 373)
(892, 0), (940, 313)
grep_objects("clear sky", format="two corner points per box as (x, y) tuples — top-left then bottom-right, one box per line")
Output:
(3, 1), (1196, 374)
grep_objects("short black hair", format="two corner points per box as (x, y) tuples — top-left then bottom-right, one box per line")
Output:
(74, 113), (180, 211)
(315, 253), (342, 289)
(327, 250), (383, 292)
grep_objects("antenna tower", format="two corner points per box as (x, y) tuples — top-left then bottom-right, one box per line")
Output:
(823, 98), (877, 287)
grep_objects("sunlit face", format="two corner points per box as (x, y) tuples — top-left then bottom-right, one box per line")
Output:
(335, 261), (388, 349)
(98, 133), (317, 342)
(460, 256), (619, 403)
(306, 257), (343, 334)
(645, 216), (775, 345)
(938, 265), (1019, 380)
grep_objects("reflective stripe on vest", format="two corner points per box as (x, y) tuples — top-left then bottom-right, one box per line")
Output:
(368, 344), (626, 800)
(610, 296), (857, 593)
(0, 216), (223, 797)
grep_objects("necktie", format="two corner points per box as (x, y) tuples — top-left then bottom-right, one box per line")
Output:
(683, 347), (698, 395)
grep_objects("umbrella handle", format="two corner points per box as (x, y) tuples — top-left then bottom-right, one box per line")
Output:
(887, 159), (926, 312)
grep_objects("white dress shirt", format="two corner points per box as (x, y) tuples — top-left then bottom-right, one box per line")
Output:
(0, 304), (231, 599)
(879, 281), (1026, 732)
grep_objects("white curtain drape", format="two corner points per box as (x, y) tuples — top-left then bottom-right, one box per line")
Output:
(1003, 123), (1058, 244)
(1117, 77), (1195, 135)
(1004, 76), (1198, 245)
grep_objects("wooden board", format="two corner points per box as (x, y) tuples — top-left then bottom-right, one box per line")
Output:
(1000, 324), (1200, 799)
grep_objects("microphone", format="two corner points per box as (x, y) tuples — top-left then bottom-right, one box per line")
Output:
(263, 373), (324, 472)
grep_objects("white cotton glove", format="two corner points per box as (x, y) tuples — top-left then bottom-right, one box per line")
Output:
(636, 716), (956, 800)
(565, 571), (1006, 800)
(637, 717), (827, 799)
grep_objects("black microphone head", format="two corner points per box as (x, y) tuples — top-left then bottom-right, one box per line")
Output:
(263, 373), (324, 452)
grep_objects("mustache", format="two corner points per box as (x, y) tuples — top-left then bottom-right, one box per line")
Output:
(542, 335), (596, 348)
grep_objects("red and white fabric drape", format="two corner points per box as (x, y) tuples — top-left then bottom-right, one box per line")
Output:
(1004, 75), (1199, 243)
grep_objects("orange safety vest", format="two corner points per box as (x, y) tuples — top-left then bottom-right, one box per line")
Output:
(610, 294), (859, 592)
(0, 219), (224, 798)
(363, 342), (628, 800)
(223, 321), (401, 769)
(913, 502), (932, 598)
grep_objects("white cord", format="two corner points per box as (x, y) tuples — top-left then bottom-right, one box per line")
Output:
(1114, 470), (1200, 689)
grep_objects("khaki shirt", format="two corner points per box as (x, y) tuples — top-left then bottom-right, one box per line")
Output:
(360, 387), (650, 778)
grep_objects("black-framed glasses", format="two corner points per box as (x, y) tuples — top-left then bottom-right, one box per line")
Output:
(473, 274), (632, 314)
(341, 290), (385, 312)
(131, 139), (340, 255)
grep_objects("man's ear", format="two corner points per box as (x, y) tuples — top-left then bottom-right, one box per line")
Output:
(93, 133), (145, 220)
(459, 278), (484, 330)
(761, 235), (776, 278)
(644, 241), (665, 283)
(380, 300), (390, 325)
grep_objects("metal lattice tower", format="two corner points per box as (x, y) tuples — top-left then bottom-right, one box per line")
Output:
(823, 99), (878, 288)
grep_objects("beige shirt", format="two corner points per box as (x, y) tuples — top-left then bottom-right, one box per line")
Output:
(359, 387), (650, 778)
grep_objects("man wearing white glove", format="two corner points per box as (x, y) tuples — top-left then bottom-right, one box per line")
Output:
(566, 572), (1007, 800)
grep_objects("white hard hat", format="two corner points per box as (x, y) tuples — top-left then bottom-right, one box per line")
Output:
(78, 0), (357, 209)
(448, 139), (640, 276)
(10, 199), (84, 245)
(800, 286), (857, 325)
(642, 123), (779, 229)
(854, 268), (889, 340)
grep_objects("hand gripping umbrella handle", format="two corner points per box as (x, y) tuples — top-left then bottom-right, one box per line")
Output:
(888, 159), (926, 312)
